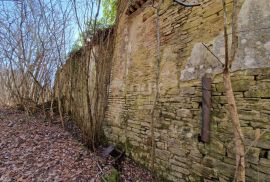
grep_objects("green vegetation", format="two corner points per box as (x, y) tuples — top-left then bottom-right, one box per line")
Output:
(101, 168), (120, 182)
(70, 0), (117, 55)
(101, 0), (117, 25)
(70, 38), (83, 55)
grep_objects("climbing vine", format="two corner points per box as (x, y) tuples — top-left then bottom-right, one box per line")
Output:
(150, 0), (163, 172)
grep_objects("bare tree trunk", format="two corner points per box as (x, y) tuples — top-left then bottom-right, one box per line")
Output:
(57, 78), (64, 128)
(0, 0), (71, 114)
(49, 90), (55, 125)
(223, 69), (245, 181)
(41, 87), (46, 119)
(221, 0), (245, 181)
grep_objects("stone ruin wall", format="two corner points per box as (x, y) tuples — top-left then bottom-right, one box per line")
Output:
(104, 0), (270, 181)
(55, 0), (270, 181)
(55, 32), (114, 141)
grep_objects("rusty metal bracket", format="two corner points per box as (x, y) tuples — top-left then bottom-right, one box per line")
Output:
(201, 75), (212, 143)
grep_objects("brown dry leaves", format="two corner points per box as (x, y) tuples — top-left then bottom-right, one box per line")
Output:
(0, 108), (158, 182)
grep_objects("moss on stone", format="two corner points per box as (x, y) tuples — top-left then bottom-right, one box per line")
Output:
(125, 138), (133, 154)
(101, 168), (120, 182)
(71, 59), (79, 73)
(158, 122), (170, 130)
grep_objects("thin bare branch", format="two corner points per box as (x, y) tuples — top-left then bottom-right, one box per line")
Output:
(202, 43), (224, 66)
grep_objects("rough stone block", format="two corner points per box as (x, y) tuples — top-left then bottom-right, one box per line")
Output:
(171, 171), (183, 179)
(169, 158), (187, 169)
(215, 83), (224, 92)
(244, 82), (270, 98)
(142, 9), (155, 22)
(129, 122), (141, 130)
(176, 109), (192, 118)
(245, 147), (261, 164)
(173, 155), (188, 164)
(191, 102), (200, 109)
(168, 146), (186, 157)
(239, 110), (260, 121)
(216, 79), (255, 92)
(156, 142), (166, 150)
(257, 131), (270, 149)
(257, 75), (270, 80)
(206, 139), (225, 155)
(260, 158), (270, 167)
(191, 163), (216, 178)
(251, 164), (270, 175)
(156, 149), (170, 161)
(155, 158), (170, 167)
(244, 68), (270, 77)
(126, 132), (142, 142)
(131, 127), (140, 134)
(246, 168), (270, 181)
(202, 156), (216, 168)
(215, 162), (235, 178)
(141, 121), (150, 127)
(223, 157), (236, 166)
(180, 87), (196, 95)
(161, 111), (176, 119)
(242, 127), (256, 140)
(171, 165), (190, 175)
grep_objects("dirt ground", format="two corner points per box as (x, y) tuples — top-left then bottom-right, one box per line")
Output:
(0, 107), (158, 182)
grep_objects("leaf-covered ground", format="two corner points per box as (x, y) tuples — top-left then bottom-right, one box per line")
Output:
(0, 108), (158, 182)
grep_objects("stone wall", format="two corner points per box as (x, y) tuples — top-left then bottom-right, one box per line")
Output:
(104, 0), (270, 181)
(55, 29), (114, 143)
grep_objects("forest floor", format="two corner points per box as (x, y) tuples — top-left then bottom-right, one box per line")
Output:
(0, 107), (158, 182)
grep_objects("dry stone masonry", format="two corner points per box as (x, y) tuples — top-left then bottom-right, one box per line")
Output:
(104, 0), (270, 181)
(57, 0), (270, 181)
(55, 29), (114, 144)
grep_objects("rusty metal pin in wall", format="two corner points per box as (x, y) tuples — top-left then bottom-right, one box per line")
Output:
(201, 74), (212, 143)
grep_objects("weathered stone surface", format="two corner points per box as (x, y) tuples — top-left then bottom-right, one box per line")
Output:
(256, 131), (270, 149)
(260, 158), (270, 167)
(202, 156), (216, 168)
(246, 168), (270, 182)
(239, 110), (261, 122)
(161, 111), (176, 119)
(244, 82), (270, 98)
(176, 109), (192, 118)
(215, 162), (235, 178)
(207, 139), (225, 155)
(242, 127), (256, 140)
(191, 163), (216, 179)
(216, 79), (256, 92)
(56, 0), (270, 181)
(171, 165), (190, 175)
(156, 148), (170, 161)
(168, 146), (186, 157)
(172, 155), (188, 165)
(250, 164), (270, 175)
(180, 87), (196, 95)
(245, 147), (261, 164)
(180, 43), (223, 81)
(232, 0), (270, 71)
